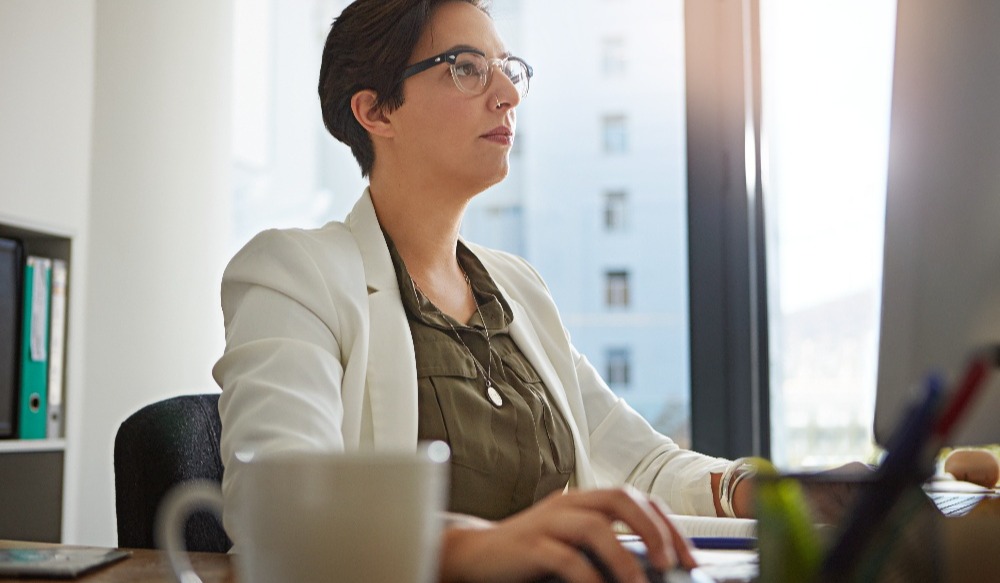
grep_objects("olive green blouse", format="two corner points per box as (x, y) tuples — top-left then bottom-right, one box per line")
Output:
(385, 234), (576, 520)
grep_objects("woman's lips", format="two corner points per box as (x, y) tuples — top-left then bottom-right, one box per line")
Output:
(482, 126), (513, 145)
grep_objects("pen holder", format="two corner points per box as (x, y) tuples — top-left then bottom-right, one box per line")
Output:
(754, 468), (942, 583)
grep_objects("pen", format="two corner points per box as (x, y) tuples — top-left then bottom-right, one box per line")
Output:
(932, 349), (998, 440)
(689, 537), (757, 551)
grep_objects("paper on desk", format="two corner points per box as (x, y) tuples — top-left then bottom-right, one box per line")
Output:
(692, 550), (758, 583)
(668, 515), (757, 538)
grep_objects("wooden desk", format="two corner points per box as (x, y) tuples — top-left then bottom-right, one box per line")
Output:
(0, 540), (234, 583)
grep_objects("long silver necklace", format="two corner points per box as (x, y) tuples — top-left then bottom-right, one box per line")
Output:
(412, 268), (504, 408)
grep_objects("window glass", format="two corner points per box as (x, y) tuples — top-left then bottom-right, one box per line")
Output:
(604, 190), (628, 232)
(605, 270), (630, 308)
(602, 37), (627, 76)
(760, 0), (897, 467)
(231, 0), (692, 448)
(606, 347), (632, 388)
(602, 114), (628, 153)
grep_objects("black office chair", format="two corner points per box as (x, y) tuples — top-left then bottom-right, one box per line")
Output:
(113, 393), (232, 552)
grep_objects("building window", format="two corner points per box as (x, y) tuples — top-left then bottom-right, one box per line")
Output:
(602, 114), (628, 153)
(605, 270), (630, 307)
(604, 190), (628, 231)
(606, 347), (632, 389)
(602, 37), (627, 75)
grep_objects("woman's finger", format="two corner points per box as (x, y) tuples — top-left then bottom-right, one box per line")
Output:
(648, 497), (698, 571)
(532, 538), (608, 583)
(557, 488), (673, 571)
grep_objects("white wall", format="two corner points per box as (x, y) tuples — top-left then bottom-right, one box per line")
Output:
(0, 0), (96, 540)
(1, 0), (233, 546)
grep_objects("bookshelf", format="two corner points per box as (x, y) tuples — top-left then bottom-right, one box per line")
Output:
(0, 218), (70, 542)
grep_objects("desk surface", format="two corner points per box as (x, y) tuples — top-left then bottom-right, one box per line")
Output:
(1, 541), (759, 583)
(0, 540), (234, 583)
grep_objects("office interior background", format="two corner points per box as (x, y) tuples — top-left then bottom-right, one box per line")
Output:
(0, 0), (895, 547)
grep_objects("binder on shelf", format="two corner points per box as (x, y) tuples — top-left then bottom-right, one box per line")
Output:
(47, 259), (67, 439)
(19, 256), (52, 440)
(0, 237), (24, 438)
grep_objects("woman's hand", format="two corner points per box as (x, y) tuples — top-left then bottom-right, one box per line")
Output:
(438, 488), (696, 583)
(943, 448), (1000, 488)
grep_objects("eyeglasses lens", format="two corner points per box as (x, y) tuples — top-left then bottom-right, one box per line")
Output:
(451, 54), (530, 98)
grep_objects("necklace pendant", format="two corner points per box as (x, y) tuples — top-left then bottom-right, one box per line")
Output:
(486, 384), (503, 408)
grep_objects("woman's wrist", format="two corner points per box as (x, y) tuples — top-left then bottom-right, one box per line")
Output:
(713, 457), (757, 518)
(731, 475), (755, 517)
(438, 519), (496, 583)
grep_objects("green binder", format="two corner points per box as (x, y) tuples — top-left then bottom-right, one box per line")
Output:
(19, 256), (51, 440)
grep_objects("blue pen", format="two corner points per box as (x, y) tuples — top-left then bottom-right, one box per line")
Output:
(690, 537), (757, 551)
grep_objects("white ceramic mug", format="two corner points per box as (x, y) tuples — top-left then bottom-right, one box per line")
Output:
(157, 443), (450, 583)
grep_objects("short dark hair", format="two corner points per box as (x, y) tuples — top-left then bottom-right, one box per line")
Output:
(319, 0), (491, 177)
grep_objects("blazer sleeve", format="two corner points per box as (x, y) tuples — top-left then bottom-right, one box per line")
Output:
(483, 247), (729, 516)
(211, 227), (363, 548)
(571, 349), (729, 516)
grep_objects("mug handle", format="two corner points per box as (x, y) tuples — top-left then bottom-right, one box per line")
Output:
(155, 479), (225, 583)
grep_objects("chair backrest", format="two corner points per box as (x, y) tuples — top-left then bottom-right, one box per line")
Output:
(114, 393), (232, 552)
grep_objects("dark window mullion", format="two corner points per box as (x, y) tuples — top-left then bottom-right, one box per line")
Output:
(685, 0), (770, 460)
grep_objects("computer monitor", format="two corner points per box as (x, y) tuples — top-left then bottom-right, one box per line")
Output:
(873, 0), (1000, 448)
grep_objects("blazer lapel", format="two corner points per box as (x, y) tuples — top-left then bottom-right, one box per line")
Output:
(345, 190), (419, 451)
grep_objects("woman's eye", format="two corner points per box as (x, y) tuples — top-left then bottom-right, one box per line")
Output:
(453, 61), (483, 78)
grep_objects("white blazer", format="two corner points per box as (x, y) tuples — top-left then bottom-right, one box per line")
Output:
(213, 190), (727, 545)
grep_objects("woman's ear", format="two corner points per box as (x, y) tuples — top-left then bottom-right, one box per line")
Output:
(351, 89), (394, 138)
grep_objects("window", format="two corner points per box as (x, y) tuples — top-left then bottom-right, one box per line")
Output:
(605, 270), (630, 308)
(606, 347), (631, 388)
(489, 0), (691, 445)
(603, 190), (628, 232)
(760, 0), (897, 468)
(602, 37), (627, 76)
(602, 114), (628, 153)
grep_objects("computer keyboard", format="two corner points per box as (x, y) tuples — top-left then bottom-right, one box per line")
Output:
(926, 491), (988, 517)
(922, 477), (1000, 517)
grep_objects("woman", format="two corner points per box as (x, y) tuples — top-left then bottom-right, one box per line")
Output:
(213, 0), (756, 580)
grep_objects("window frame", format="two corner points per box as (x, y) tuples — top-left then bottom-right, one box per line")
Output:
(685, 0), (771, 460)
(604, 269), (631, 308)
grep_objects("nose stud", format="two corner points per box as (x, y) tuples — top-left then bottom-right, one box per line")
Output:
(495, 96), (502, 109)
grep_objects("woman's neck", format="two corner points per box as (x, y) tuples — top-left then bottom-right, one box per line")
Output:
(369, 179), (481, 323)
(368, 180), (469, 282)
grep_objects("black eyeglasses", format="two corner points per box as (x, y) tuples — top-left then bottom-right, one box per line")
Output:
(400, 49), (533, 98)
